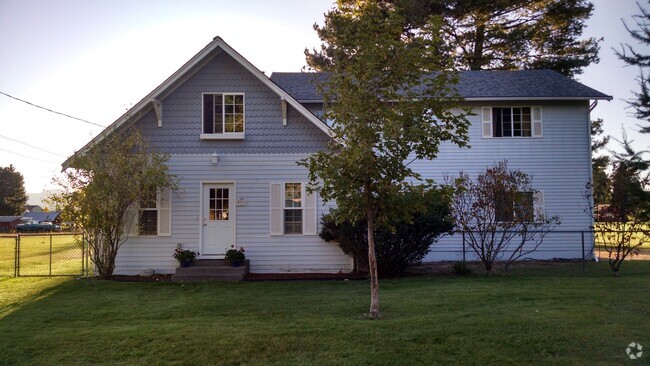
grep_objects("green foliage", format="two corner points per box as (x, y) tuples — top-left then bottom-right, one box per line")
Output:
(616, 2), (650, 133)
(452, 261), (474, 276)
(320, 187), (454, 277)
(304, 0), (470, 318)
(173, 248), (198, 263)
(388, 0), (600, 77)
(451, 161), (560, 274)
(590, 119), (610, 205)
(50, 129), (175, 279)
(0, 165), (27, 216)
(609, 132), (650, 222)
(224, 246), (245, 265)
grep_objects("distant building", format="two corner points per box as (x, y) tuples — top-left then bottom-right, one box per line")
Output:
(24, 205), (43, 213)
(0, 216), (22, 233)
(21, 211), (61, 224)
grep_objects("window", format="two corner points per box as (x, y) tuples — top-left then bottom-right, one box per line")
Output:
(127, 188), (172, 237)
(495, 191), (535, 222)
(202, 93), (244, 138)
(481, 107), (542, 138)
(284, 183), (303, 234)
(269, 183), (317, 236)
(313, 107), (334, 127)
(138, 189), (158, 236)
(209, 188), (229, 221)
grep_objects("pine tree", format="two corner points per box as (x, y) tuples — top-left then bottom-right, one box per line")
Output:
(0, 165), (28, 216)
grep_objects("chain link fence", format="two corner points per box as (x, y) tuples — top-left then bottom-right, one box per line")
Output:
(0, 233), (87, 277)
(425, 230), (649, 271)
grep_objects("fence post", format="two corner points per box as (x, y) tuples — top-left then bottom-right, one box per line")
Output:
(462, 232), (466, 263)
(49, 234), (53, 276)
(581, 231), (585, 274)
(81, 233), (84, 277)
(16, 234), (20, 277)
(14, 234), (18, 277)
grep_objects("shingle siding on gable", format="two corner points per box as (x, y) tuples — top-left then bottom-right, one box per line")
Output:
(134, 51), (330, 154)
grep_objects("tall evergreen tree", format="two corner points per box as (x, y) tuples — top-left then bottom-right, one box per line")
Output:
(304, 0), (470, 319)
(0, 165), (28, 216)
(616, 1), (650, 133)
(591, 119), (611, 205)
(388, 0), (600, 78)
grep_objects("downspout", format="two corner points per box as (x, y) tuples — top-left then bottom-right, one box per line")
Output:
(588, 100), (598, 262)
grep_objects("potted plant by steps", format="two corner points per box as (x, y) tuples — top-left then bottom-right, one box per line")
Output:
(224, 245), (245, 267)
(173, 248), (198, 267)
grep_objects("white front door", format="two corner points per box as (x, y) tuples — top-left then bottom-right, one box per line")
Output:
(201, 183), (235, 256)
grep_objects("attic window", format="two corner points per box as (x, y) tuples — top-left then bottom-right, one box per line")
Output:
(201, 93), (245, 139)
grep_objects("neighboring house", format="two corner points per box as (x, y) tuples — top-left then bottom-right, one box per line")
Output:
(0, 216), (21, 233)
(20, 211), (61, 224)
(25, 205), (43, 213)
(64, 37), (611, 275)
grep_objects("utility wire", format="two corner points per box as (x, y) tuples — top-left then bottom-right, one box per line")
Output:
(0, 134), (66, 158)
(0, 147), (59, 165)
(0, 90), (107, 128)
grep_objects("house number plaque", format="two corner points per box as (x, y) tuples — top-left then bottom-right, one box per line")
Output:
(236, 197), (247, 206)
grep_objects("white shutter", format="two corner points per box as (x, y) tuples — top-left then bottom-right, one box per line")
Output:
(303, 188), (317, 235)
(532, 107), (543, 137)
(157, 188), (171, 236)
(270, 183), (283, 235)
(125, 202), (139, 237)
(481, 107), (493, 138)
(534, 191), (545, 221)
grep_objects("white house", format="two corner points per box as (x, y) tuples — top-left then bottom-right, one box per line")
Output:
(64, 37), (611, 275)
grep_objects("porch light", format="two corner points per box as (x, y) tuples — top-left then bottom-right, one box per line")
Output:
(211, 153), (219, 165)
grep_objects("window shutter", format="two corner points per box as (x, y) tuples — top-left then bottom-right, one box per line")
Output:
(532, 107), (543, 137)
(481, 107), (493, 138)
(125, 202), (139, 237)
(534, 191), (545, 221)
(303, 188), (317, 235)
(270, 183), (283, 235)
(158, 188), (172, 236)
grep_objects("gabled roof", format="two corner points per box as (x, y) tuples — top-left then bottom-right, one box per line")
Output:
(63, 36), (333, 169)
(270, 69), (612, 102)
(21, 211), (61, 222)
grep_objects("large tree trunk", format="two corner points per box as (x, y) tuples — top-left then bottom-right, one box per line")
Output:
(470, 20), (486, 70)
(367, 208), (380, 319)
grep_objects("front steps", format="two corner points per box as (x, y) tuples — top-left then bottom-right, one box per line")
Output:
(171, 259), (249, 282)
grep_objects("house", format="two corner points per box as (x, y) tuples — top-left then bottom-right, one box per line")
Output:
(64, 37), (611, 275)
(24, 205), (43, 213)
(20, 211), (61, 224)
(0, 216), (21, 233)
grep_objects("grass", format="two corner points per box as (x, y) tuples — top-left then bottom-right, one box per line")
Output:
(1, 262), (649, 365)
(0, 234), (83, 277)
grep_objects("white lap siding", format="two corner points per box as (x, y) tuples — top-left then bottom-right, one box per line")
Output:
(114, 153), (352, 275)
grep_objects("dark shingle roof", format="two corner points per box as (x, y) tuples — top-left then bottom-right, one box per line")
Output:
(0, 216), (22, 224)
(21, 212), (61, 222)
(270, 70), (611, 102)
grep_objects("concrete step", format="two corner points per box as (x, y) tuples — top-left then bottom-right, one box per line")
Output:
(171, 259), (249, 282)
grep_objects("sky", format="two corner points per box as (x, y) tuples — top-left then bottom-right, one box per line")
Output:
(0, 0), (648, 197)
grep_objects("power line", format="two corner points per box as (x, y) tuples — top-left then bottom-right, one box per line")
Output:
(0, 134), (66, 158)
(0, 90), (107, 128)
(0, 147), (59, 165)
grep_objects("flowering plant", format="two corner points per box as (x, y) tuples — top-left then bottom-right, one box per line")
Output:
(173, 248), (198, 262)
(224, 245), (245, 264)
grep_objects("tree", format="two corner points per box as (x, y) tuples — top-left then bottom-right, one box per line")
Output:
(51, 129), (175, 279)
(389, 0), (600, 78)
(591, 118), (611, 205)
(303, 1), (470, 319)
(592, 133), (649, 275)
(616, 1), (650, 133)
(0, 165), (28, 216)
(319, 186), (454, 277)
(450, 161), (560, 274)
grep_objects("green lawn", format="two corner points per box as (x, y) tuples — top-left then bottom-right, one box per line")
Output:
(1, 262), (649, 365)
(0, 234), (83, 277)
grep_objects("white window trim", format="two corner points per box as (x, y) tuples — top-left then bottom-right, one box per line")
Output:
(270, 182), (317, 236)
(201, 92), (246, 139)
(482, 106), (542, 138)
(127, 188), (172, 237)
(283, 183), (303, 235)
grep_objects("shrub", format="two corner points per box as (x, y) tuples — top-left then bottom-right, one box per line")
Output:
(453, 262), (474, 276)
(320, 187), (454, 277)
(224, 245), (245, 264)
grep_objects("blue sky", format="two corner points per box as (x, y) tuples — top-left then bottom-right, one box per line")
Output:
(0, 0), (648, 194)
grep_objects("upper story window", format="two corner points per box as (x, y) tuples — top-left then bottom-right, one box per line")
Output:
(481, 106), (542, 138)
(201, 93), (245, 139)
